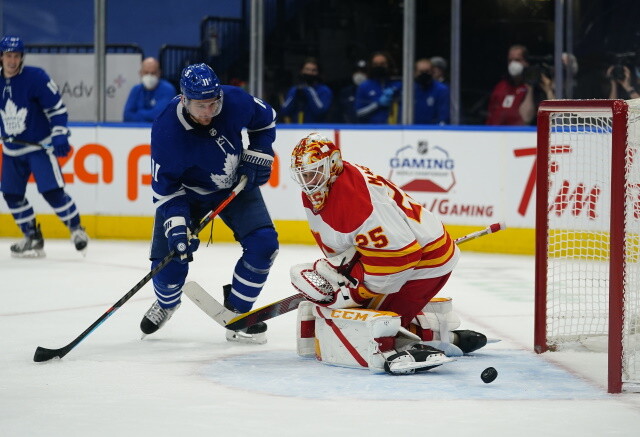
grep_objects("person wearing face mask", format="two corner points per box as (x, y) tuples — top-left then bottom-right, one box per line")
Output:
(123, 57), (177, 122)
(333, 59), (367, 123)
(414, 58), (450, 125)
(355, 51), (402, 124)
(280, 57), (333, 123)
(486, 44), (535, 125)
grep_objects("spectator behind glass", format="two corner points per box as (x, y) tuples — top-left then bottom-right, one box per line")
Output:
(123, 57), (177, 122)
(486, 44), (535, 125)
(280, 57), (333, 123)
(607, 61), (640, 100)
(414, 58), (450, 125)
(355, 51), (402, 124)
(430, 56), (448, 83)
(335, 59), (367, 123)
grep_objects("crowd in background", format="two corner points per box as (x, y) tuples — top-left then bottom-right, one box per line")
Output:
(122, 43), (639, 127)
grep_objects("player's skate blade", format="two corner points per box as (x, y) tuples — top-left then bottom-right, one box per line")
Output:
(70, 226), (89, 256)
(226, 321), (267, 345)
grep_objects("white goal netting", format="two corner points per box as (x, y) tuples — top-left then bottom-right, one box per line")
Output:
(542, 100), (640, 392)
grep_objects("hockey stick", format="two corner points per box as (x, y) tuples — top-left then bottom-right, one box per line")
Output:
(184, 221), (507, 331)
(1, 136), (49, 148)
(32, 176), (248, 362)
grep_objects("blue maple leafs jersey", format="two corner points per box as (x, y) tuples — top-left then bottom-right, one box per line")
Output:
(0, 65), (68, 153)
(151, 85), (277, 222)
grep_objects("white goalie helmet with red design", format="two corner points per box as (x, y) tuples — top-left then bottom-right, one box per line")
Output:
(290, 133), (344, 212)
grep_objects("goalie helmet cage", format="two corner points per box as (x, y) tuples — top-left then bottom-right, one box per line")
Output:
(535, 99), (640, 394)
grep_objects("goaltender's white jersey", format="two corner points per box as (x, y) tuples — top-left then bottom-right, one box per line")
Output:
(301, 162), (459, 296)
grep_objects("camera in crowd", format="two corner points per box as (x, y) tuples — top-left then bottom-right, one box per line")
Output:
(608, 51), (638, 81)
(523, 54), (554, 86)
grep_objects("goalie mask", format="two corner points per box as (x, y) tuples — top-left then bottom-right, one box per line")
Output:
(290, 133), (343, 212)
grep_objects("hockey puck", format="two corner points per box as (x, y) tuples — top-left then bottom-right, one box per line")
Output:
(481, 367), (498, 383)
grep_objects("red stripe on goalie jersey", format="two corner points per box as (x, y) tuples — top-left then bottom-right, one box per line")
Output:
(358, 240), (424, 276)
(416, 228), (457, 269)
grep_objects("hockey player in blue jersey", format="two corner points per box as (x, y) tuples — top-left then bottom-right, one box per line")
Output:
(0, 36), (88, 257)
(140, 63), (279, 344)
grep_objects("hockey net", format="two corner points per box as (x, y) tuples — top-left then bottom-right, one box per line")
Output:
(535, 99), (640, 393)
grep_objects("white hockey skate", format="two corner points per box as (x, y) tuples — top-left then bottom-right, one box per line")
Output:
(140, 301), (181, 338)
(70, 226), (89, 255)
(10, 223), (45, 258)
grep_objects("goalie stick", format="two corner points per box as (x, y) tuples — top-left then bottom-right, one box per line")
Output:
(32, 176), (248, 363)
(184, 221), (507, 331)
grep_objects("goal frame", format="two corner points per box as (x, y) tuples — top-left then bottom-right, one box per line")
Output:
(534, 99), (628, 394)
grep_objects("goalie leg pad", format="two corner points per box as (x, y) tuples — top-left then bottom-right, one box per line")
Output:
(312, 305), (400, 370)
(412, 298), (487, 355)
(297, 301), (317, 357)
(301, 305), (452, 374)
(413, 297), (464, 357)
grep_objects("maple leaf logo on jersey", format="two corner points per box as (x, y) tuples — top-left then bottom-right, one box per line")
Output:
(0, 99), (27, 136)
(210, 153), (240, 189)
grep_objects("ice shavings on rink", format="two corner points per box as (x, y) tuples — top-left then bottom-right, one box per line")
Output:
(202, 349), (609, 400)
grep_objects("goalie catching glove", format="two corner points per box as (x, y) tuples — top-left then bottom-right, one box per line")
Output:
(164, 216), (200, 263)
(290, 256), (370, 309)
(237, 149), (274, 190)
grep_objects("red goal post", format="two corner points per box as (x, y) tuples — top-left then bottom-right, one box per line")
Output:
(535, 99), (640, 394)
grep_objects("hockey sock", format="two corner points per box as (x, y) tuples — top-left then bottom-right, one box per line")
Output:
(228, 227), (278, 313)
(3, 194), (37, 235)
(150, 259), (188, 308)
(42, 188), (81, 229)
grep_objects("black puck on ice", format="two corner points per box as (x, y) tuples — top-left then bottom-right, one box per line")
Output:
(481, 367), (498, 383)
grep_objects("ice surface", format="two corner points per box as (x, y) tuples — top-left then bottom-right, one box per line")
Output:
(1, 239), (640, 436)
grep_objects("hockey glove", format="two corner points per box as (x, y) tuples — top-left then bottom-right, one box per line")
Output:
(164, 216), (200, 263)
(378, 87), (395, 107)
(51, 132), (71, 157)
(237, 149), (274, 191)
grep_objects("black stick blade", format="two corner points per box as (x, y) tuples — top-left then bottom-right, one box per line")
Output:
(33, 346), (69, 362)
(225, 294), (305, 331)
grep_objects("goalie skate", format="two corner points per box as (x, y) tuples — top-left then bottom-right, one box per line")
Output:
(384, 345), (453, 375)
(10, 223), (45, 258)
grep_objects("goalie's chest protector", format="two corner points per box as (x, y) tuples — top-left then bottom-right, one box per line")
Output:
(302, 163), (431, 257)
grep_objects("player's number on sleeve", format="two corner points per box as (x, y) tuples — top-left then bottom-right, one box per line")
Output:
(355, 226), (389, 248)
(151, 158), (160, 182)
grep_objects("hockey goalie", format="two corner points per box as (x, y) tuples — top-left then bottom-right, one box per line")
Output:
(289, 133), (487, 375)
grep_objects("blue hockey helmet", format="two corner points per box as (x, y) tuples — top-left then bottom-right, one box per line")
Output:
(180, 63), (221, 100)
(0, 36), (24, 54)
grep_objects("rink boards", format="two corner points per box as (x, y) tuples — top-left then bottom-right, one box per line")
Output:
(0, 124), (542, 254)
